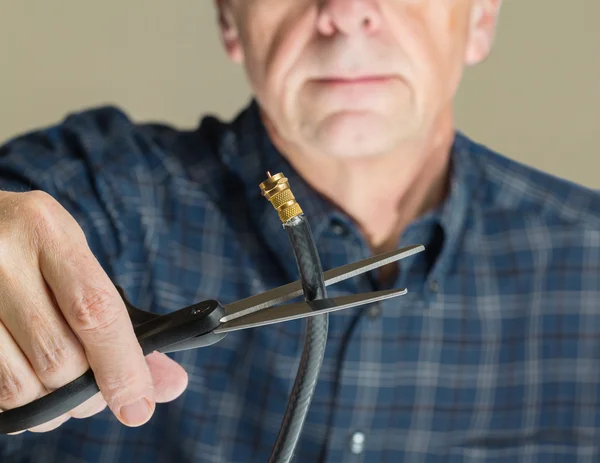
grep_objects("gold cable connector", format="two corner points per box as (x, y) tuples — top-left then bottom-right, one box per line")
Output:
(259, 171), (303, 223)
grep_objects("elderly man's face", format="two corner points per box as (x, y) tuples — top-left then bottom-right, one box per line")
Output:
(217, 0), (501, 159)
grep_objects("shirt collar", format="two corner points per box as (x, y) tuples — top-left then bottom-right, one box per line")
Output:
(429, 130), (479, 282)
(218, 99), (476, 282)
(218, 100), (335, 279)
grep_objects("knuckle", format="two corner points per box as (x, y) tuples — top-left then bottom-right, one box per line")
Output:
(69, 288), (122, 336)
(0, 367), (26, 406)
(0, 192), (23, 222)
(18, 191), (58, 223)
(7, 191), (83, 251)
(0, 191), (59, 264)
(21, 190), (57, 208)
(102, 370), (146, 404)
(22, 194), (62, 244)
(0, 191), (61, 251)
(33, 340), (83, 382)
(36, 345), (69, 377)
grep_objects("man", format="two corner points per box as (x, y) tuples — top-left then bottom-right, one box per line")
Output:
(0, 0), (598, 461)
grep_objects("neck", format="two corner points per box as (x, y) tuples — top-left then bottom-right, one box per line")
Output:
(262, 109), (454, 256)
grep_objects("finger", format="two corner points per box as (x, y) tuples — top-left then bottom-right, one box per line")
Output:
(145, 352), (188, 403)
(0, 320), (47, 410)
(0, 320), (72, 433)
(69, 391), (107, 419)
(28, 415), (71, 433)
(0, 261), (89, 391)
(37, 219), (155, 427)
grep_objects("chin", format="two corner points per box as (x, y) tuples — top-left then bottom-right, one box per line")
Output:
(307, 111), (402, 159)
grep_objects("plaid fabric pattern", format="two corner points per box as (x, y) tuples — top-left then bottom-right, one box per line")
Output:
(0, 99), (598, 462)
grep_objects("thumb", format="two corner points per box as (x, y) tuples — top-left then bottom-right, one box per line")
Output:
(146, 352), (189, 403)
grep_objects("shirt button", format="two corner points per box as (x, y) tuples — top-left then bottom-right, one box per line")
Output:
(350, 431), (366, 454)
(330, 221), (347, 236)
(367, 304), (381, 319)
(429, 279), (440, 292)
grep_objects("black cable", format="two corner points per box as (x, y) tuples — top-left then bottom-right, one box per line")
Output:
(268, 215), (329, 463)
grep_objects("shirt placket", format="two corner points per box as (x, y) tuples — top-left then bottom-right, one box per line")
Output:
(317, 216), (441, 461)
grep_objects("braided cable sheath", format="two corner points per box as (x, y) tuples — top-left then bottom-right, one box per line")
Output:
(267, 215), (329, 463)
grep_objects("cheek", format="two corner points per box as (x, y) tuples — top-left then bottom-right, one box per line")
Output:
(390, 2), (468, 95)
(237, 18), (274, 88)
(239, 4), (315, 113)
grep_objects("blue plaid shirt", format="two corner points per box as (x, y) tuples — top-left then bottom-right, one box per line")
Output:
(0, 100), (599, 462)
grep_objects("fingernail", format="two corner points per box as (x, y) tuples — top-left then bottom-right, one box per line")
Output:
(119, 398), (153, 426)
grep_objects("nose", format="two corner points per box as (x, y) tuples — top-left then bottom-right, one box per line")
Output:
(316, 0), (382, 36)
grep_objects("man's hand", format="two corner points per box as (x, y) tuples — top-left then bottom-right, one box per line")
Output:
(0, 190), (188, 433)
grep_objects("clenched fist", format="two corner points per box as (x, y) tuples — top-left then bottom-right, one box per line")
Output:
(0, 190), (188, 433)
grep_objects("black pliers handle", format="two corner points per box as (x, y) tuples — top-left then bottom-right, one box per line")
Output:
(0, 288), (227, 434)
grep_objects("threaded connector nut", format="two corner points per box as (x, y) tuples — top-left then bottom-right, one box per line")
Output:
(259, 172), (303, 223)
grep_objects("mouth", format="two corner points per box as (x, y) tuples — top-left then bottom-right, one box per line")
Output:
(313, 75), (393, 85)
(315, 74), (392, 84)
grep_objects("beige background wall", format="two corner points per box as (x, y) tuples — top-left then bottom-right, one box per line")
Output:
(0, 1), (598, 188)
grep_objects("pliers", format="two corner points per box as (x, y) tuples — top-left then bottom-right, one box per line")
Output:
(0, 243), (424, 435)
